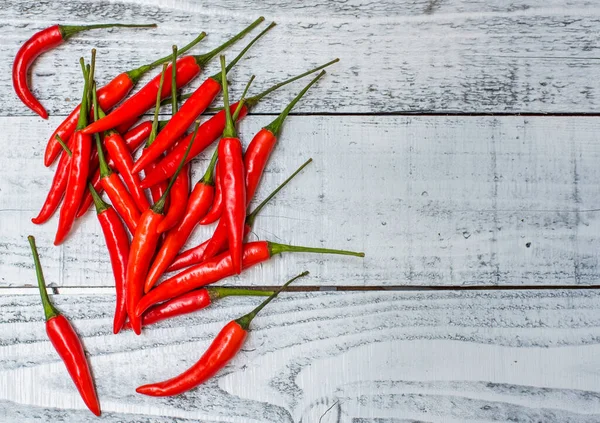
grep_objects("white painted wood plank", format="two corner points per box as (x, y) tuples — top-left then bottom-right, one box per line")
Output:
(2, 116), (600, 287)
(2, 0), (600, 114)
(1, 290), (599, 422)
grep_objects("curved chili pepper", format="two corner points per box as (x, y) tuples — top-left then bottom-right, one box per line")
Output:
(143, 149), (219, 293)
(173, 158), (312, 271)
(125, 286), (273, 330)
(54, 56), (94, 245)
(131, 22), (275, 175)
(156, 46), (189, 233)
(83, 18), (264, 136)
(88, 184), (130, 334)
(198, 161), (223, 225)
(14, 23), (154, 120)
(136, 271), (307, 397)
(127, 121), (199, 335)
(136, 241), (364, 317)
(139, 58), (338, 189)
(43, 31), (205, 166)
(91, 83), (141, 234)
(28, 236), (101, 415)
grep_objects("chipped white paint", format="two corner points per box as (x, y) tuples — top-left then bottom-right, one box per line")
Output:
(1, 291), (600, 422)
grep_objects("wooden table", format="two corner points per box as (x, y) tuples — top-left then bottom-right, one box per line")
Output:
(1, 1), (599, 421)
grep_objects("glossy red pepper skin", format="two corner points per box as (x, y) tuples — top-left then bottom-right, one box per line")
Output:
(133, 77), (222, 173)
(144, 180), (215, 291)
(54, 131), (91, 245)
(199, 161), (224, 225)
(101, 173), (140, 234)
(44, 74), (134, 166)
(141, 103), (247, 188)
(104, 131), (150, 213)
(157, 163), (189, 233)
(145, 159), (170, 213)
(215, 137), (245, 273)
(32, 136), (74, 224)
(126, 210), (163, 335)
(136, 242), (271, 316)
(244, 128), (278, 202)
(47, 315), (101, 414)
(83, 57), (201, 135)
(13, 25), (63, 119)
(136, 320), (246, 396)
(168, 224), (250, 272)
(96, 206), (130, 334)
(76, 126), (149, 218)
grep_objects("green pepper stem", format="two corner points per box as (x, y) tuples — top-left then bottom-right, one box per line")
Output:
(246, 158), (312, 227)
(268, 242), (365, 258)
(88, 182), (110, 214)
(152, 121), (199, 214)
(265, 70), (326, 136)
(92, 82), (112, 178)
(56, 135), (72, 157)
(232, 75), (255, 122)
(171, 45), (178, 115)
(193, 17), (264, 69)
(75, 57), (89, 130)
(211, 22), (276, 85)
(235, 271), (308, 330)
(28, 236), (59, 321)
(60, 23), (157, 41)
(220, 56), (235, 138)
(199, 147), (219, 186)
(246, 58), (339, 109)
(147, 63), (169, 148)
(207, 287), (274, 300)
(127, 32), (206, 83)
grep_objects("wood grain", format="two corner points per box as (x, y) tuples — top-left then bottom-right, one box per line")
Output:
(3, 115), (599, 288)
(2, 0), (600, 115)
(1, 290), (599, 422)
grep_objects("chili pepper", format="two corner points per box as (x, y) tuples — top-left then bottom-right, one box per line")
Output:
(127, 121), (199, 335)
(91, 83), (141, 234)
(83, 18), (264, 136)
(156, 45), (190, 233)
(75, 120), (168, 218)
(198, 161), (223, 225)
(172, 158), (312, 271)
(43, 31), (205, 166)
(88, 184), (130, 334)
(131, 22), (275, 175)
(28, 236), (101, 415)
(54, 56), (94, 245)
(125, 286), (273, 330)
(13, 23), (154, 120)
(213, 56), (246, 275)
(140, 58), (338, 189)
(136, 271), (308, 397)
(136, 241), (364, 317)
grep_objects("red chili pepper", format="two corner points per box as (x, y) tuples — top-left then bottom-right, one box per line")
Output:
(83, 18), (264, 137)
(198, 161), (223, 225)
(143, 149), (219, 293)
(54, 56), (94, 245)
(127, 118), (199, 335)
(28, 236), (101, 415)
(43, 31), (205, 166)
(88, 184), (130, 334)
(124, 286), (273, 330)
(136, 271), (307, 396)
(136, 241), (364, 317)
(139, 58), (338, 189)
(14, 23), (155, 121)
(91, 83), (141, 234)
(131, 22), (275, 175)
(171, 158), (312, 271)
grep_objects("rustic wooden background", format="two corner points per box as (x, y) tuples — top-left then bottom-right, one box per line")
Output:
(1, 0), (599, 421)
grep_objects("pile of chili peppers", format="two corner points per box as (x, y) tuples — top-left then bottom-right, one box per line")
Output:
(16, 20), (365, 415)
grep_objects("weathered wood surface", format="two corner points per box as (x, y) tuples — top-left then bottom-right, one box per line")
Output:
(2, 115), (599, 288)
(2, 0), (600, 115)
(1, 290), (599, 422)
